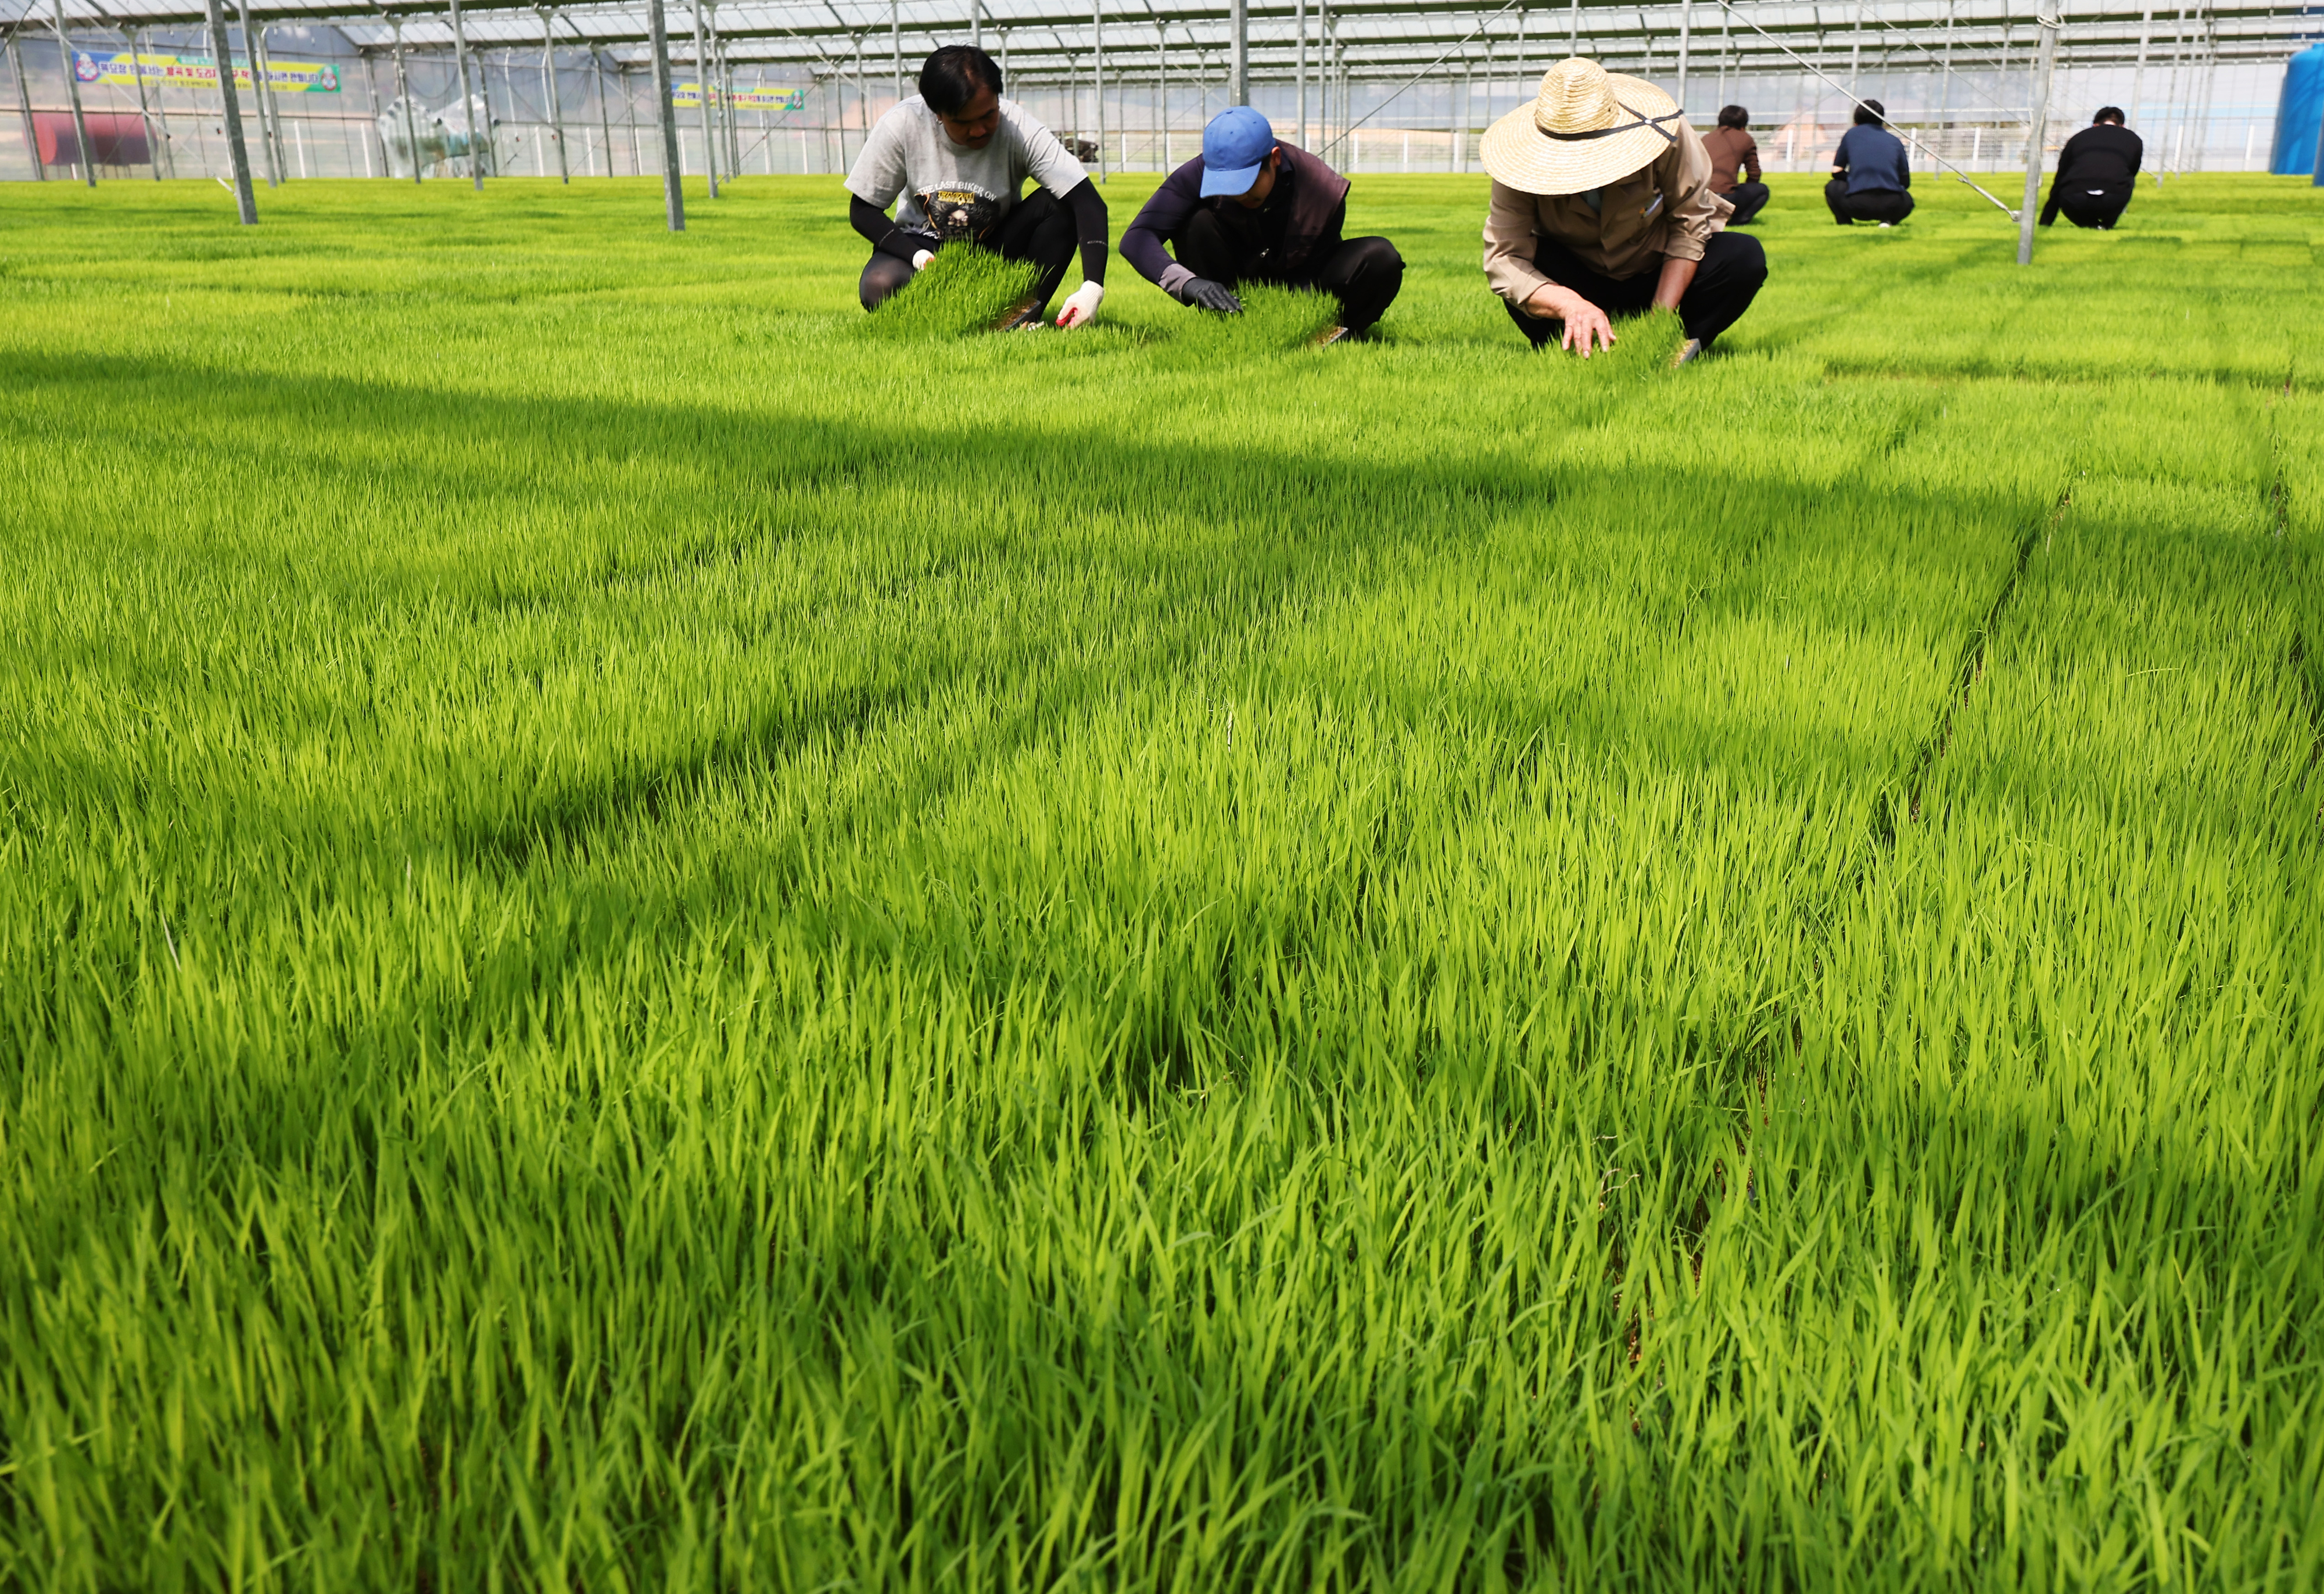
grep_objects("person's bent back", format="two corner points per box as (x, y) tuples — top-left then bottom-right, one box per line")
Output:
(1701, 105), (1768, 226)
(845, 44), (1109, 329)
(1826, 100), (1913, 227)
(2042, 109), (2143, 230)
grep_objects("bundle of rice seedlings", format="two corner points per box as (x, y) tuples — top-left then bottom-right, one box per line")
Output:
(1164, 282), (1348, 354)
(1555, 304), (1689, 374)
(1235, 283), (1347, 348)
(865, 243), (1046, 339)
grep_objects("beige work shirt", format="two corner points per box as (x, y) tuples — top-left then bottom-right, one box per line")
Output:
(1482, 120), (1731, 304)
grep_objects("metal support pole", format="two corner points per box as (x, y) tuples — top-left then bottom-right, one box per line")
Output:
(1093, 0), (1105, 180)
(718, 26), (737, 173)
(1155, 24), (1164, 167)
(538, 8), (568, 181)
(1483, 34), (1493, 138)
(1848, 0), (1862, 89)
(705, 16), (720, 170)
(890, 0), (900, 102)
(202, 0), (256, 218)
(450, 0), (483, 186)
(2190, 6), (2215, 174)
(125, 26), (161, 180)
(2128, 2), (2152, 128)
(10, 29), (47, 181)
(1676, 0), (1691, 110)
(1296, 0), (1307, 143)
(1716, 3), (1730, 114)
(1938, 0), (1955, 127)
(2017, 10), (2058, 265)
(51, 0), (95, 184)
(648, 0), (683, 225)
(595, 47), (612, 175)
(253, 19), (286, 180)
(1568, 0), (1579, 56)
(970, 0), (980, 49)
(1317, 0), (1330, 140)
(1230, 0), (1247, 105)
(392, 19), (421, 182)
(2160, 2), (2187, 178)
(1461, 56), (1471, 170)
(233, 0), (271, 184)
(690, 0), (716, 193)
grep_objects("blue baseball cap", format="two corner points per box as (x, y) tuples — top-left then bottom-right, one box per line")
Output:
(1199, 106), (1277, 198)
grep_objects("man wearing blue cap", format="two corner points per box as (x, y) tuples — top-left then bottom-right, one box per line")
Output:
(1120, 107), (1403, 342)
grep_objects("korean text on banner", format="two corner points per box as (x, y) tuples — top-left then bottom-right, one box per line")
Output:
(76, 51), (343, 94)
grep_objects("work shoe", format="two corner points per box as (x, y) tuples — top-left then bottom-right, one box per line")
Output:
(1672, 336), (1705, 368)
(1311, 324), (1353, 347)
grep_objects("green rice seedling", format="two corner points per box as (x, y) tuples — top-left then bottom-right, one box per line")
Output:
(2, 175), (2321, 1592)
(1532, 301), (1688, 375)
(864, 240), (1045, 337)
(1226, 281), (1346, 346)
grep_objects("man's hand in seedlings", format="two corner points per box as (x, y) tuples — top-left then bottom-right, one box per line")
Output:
(1525, 285), (1617, 358)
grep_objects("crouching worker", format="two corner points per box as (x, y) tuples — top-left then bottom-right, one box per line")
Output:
(1481, 58), (1766, 364)
(1826, 99), (1913, 226)
(1120, 106), (1403, 343)
(847, 44), (1107, 328)
(2042, 108), (2142, 229)
(1703, 105), (1769, 225)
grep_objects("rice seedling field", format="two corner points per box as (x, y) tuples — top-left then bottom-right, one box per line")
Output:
(2, 170), (2321, 1591)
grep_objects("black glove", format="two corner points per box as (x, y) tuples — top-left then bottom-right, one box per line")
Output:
(877, 226), (944, 262)
(1176, 277), (1244, 314)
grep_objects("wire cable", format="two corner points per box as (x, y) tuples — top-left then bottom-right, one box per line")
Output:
(1313, 0), (1523, 163)
(1712, 0), (2021, 217)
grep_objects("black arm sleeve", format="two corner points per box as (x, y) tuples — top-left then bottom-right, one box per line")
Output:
(849, 193), (939, 260)
(1062, 178), (1110, 285)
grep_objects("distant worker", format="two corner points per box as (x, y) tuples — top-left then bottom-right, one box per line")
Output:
(1826, 99), (1913, 226)
(2042, 107), (2143, 229)
(1702, 105), (1769, 225)
(1119, 107), (1404, 343)
(846, 45), (1108, 328)
(1480, 58), (1767, 364)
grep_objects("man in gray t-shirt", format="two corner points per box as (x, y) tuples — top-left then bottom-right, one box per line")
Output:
(847, 46), (1111, 329)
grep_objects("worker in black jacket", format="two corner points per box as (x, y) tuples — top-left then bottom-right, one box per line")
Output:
(1119, 107), (1403, 343)
(2041, 108), (2143, 230)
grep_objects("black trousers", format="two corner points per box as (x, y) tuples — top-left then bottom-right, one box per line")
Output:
(1501, 229), (1767, 351)
(2046, 189), (2131, 229)
(859, 188), (1078, 314)
(1173, 206), (1405, 332)
(1825, 180), (1914, 225)
(1722, 181), (1771, 225)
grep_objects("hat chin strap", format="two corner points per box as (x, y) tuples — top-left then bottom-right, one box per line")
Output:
(1540, 103), (1681, 143)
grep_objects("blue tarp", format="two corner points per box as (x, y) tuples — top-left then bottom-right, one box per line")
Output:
(2270, 43), (2324, 177)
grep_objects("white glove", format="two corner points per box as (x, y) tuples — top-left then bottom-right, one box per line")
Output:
(1055, 280), (1104, 329)
(910, 249), (934, 270)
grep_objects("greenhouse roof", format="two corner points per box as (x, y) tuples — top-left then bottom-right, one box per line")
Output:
(6, 0), (2318, 81)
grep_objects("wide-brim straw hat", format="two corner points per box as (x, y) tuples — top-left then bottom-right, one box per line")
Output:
(1481, 58), (1685, 195)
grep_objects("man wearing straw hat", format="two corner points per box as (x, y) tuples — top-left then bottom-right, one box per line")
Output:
(1480, 59), (1766, 363)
